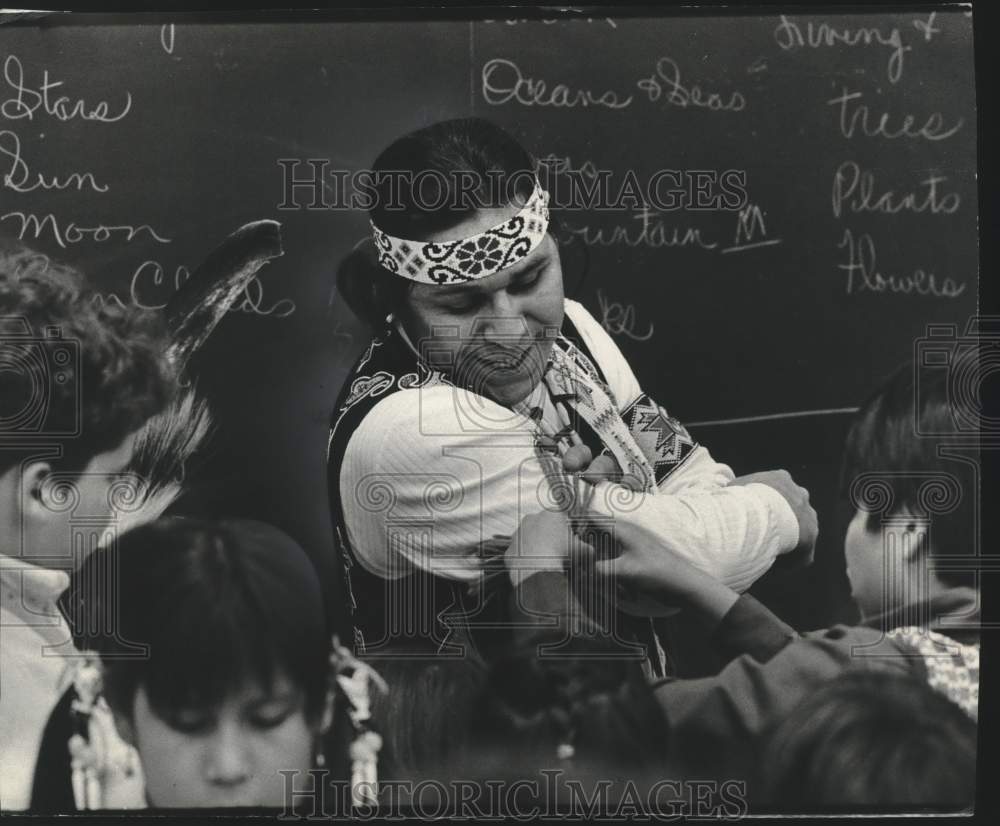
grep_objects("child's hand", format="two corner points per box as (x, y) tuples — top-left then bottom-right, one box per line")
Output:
(505, 509), (592, 586)
(560, 446), (645, 490)
(574, 514), (740, 621)
(575, 515), (705, 594)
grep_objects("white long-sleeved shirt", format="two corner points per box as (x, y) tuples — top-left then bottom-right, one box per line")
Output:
(339, 299), (799, 596)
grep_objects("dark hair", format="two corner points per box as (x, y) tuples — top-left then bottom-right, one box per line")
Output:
(369, 655), (487, 783)
(465, 633), (671, 790)
(0, 246), (176, 474)
(368, 117), (536, 238)
(335, 240), (409, 331)
(758, 669), (976, 812)
(336, 118), (538, 330)
(66, 517), (328, 723)
(840, 361), (978, 588)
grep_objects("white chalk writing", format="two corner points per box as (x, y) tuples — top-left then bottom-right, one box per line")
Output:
(721, 204), (782, 254)
(160, 24), (176, 54)
(481, 58), (633, 109)
(596, 289), (654, 342)
(560, 206), (718, 250)
(1, 55), (132, 123)
(837, 228), (965, 298)
(637, 57), (746, 112)
(237, 274), (296, 317)
(0, 210), (171, 248)
(832, 161), (960, 217)
(536, 153), (601, 181)
(912, 12), (940, 43)
(128, 260), (296, 317)
(774, 15), (910, 84)
(827, 87), (963, 141)
(129, 260), (190, 310)
(1, 129), (108, 193)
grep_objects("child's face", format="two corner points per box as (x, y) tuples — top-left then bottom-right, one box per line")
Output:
(23, 428), (139, 563)
(844, 508), (890, 619)
(129, 674), (315, 808)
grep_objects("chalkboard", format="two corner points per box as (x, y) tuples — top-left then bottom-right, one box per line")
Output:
(472, 11), (976, 422)
(467, 9), (978, 629)
(0, 9), (978, 631)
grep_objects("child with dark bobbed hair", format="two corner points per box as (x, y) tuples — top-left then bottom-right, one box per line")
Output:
(50, 518), (335, 809)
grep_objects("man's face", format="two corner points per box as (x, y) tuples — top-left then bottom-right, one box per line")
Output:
(400, 209), (566, 408)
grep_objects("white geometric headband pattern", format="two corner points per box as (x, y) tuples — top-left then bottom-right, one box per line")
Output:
(369, 179), (550, 284)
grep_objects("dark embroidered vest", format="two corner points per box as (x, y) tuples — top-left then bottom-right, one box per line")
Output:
(327, 314), (665, 669)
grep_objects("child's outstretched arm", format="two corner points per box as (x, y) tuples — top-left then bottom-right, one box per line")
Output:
(580, 514), (798, 663)
(503, 509), (797, 665)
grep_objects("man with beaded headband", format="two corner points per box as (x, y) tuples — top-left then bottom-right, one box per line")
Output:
(328, 118), (817, 674)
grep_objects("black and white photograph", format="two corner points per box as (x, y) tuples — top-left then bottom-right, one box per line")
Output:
(0, 3), (992, 818)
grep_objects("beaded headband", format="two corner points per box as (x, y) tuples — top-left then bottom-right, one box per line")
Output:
(369, 179), (550, 285)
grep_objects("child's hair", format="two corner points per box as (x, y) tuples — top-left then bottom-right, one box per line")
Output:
(465, 633), (671, 789)
(66, 517), (329, 723)
(0, 245), (176, 474)
(336, 117), (538, 329)
(758, 669), (976, 811)
(369, 655), (487, 783)
(840, 360), (977, 588)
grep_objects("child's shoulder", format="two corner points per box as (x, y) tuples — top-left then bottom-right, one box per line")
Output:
(802, 622), (919, 665)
